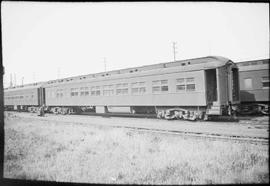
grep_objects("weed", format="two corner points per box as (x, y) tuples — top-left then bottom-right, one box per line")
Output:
(4, 116), (269, 184)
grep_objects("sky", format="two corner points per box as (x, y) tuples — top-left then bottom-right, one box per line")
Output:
(1, 2), (269, 88)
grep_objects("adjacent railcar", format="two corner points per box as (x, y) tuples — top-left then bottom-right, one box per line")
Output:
(237, 59), (269, 115)
(43, 56), (240, 120)
(4, 83), (45, 112)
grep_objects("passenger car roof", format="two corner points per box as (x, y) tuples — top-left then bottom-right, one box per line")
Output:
(43, 56), (234, 86)
(4, 56), (235, 90)
(4, 82), (44, 92)
(237, 59), (269, 72)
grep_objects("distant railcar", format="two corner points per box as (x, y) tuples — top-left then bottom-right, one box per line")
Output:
(41, 56), (240, 120)
(4, 83), (45, 112)
(237, 59), (269, 115)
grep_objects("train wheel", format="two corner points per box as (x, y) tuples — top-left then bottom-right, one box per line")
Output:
(261, 107), (269, 115)
(174, 111), (181, 119)
(189, 114), (197, 121)
(203, 114), (209, 121)
(239, 105), (255, 115)
(157, 110), (164, 119)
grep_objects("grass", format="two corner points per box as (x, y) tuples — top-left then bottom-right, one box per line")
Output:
(4, 113), (269, 184)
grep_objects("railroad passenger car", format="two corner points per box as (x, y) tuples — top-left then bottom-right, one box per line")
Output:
(4, 83), (45, 112)
(237, 59), (269, 114)
(43, 56), (240, 120)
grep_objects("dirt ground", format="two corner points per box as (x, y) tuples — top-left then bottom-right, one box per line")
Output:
(3, 112), (269, 184)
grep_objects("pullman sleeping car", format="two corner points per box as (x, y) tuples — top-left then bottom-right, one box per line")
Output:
(41, 56), (240, 120)
(237, 59), (269, 115)
(4, 83), (45, 113)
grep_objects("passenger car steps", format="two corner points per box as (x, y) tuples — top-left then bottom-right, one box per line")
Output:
(206, 102), (221, 115)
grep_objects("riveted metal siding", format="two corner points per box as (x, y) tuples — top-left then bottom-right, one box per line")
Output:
(45, 70), (207, 107)
(239, 69), (269, 102)
(4, 88), (39, 106)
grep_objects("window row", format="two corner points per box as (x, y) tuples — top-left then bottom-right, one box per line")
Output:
(176, 77), (196, 91)
(49, 82), (147, 98)
(48, 77), (196, 98)
(5, 94), (35, 100)
(243, 76), (269, 89)
(131, 81), (146, 94)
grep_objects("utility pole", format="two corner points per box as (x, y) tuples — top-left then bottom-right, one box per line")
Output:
(57, 67), (61, 79)
(14, 73), (16, 86)
(33, 72), (36, 82)
(10, 73), (12, 87)
(104, 58), (107, 72)
(173, 42), (177, 62)
(21, 77), (24, 86)
(208, 39), (212, 56)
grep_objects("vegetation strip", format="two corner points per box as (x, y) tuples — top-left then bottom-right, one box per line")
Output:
(4, 115), (269, 184)
(113, 126), (268, 145)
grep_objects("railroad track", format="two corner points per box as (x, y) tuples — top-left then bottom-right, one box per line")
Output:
(6, 111), (269, 145)
(68, 113), (269, 145)
(113, 125), (269, 145)
(74, 112), (265, 122)
(75, 112), (157, 118)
